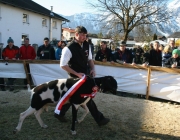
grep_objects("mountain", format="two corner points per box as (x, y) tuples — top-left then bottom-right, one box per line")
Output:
(62, 13), (101, 34)
(62, 0), (180, 37)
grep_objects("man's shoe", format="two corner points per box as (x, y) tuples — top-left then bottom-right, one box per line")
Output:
(54, 114), (67, 122)
(98, 118), (110, 126)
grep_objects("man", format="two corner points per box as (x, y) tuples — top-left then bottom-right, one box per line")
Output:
(142, 41), (162, 67)
(113, 41), (133, 64)
(20, 38), (36, 88)
(1, 37), (20, 91)
(95, 41), (113, 62)
(37, 37), (55, 60)
(169, 40), (177, 50)
(20, 38), (36, 60)
(54, 26), (110, 126)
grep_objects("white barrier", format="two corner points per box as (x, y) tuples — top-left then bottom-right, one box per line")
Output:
(0, 62), (26, 78)
(1, 61), (180, 102)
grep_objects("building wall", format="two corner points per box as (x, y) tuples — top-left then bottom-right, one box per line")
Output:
(62, 30), (70, 40)
(0, 4), (62, 48)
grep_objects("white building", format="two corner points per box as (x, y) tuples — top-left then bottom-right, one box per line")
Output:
(0, 0), (69, 48)
(62, 27), (75, 41)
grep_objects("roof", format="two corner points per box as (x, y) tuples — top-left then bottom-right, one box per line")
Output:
(168, 32), (180, 38)
(0, 0), (69, 22)
(62, 28), (75, 33)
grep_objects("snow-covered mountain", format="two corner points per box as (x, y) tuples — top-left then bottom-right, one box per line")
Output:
(62, 0), (180, 37)
(63, 13), (101, 34)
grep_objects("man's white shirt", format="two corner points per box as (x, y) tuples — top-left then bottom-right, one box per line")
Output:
(60, 43), (92, 67)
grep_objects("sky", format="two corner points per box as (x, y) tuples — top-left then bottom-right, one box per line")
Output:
(32, 0), (95, 16)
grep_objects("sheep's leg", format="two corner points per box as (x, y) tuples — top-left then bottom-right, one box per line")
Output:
(78, 105), (89, 123)
(14, 107), (36, 134)
(77, 97), (91, 123)
(34, 108), (48, 128)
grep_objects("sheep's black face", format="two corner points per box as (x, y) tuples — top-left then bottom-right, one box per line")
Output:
(100, 76), (117, 95)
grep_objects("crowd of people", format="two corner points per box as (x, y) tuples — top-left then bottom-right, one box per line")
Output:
(0, 29), (179, 92)
(95, 39), (180, 69)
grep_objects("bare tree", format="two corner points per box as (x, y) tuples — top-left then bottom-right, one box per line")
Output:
(86, 0), (172, 41)
(133, 25), (154, 42)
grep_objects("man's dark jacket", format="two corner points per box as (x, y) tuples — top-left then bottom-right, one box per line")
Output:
(37, 44), (55, 60)
(68, 40), (89, 77)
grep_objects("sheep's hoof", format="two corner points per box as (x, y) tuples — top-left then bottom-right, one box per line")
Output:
(42, 124), (48, 128)
(71, 130), (76, 135)
(13, 129), (18, 134)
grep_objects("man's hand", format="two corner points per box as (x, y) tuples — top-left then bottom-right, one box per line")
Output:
(5, 57), (8, 60)
(90, 69), (96, 77)
(76, 73), (85, 78)
(171, 64), (177, 68)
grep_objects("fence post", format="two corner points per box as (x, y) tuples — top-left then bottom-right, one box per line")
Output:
(146, 67), (151, 99)
(23, 60), (32, 88)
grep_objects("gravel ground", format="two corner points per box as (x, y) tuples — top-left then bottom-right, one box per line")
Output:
(0, 87), (180, 140)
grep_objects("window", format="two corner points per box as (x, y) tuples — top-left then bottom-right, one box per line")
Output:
(23, 13), (28, 23)
(42, 18), (47, 26)
(22, 34), (28, 44)
(52, 21), (57, 28)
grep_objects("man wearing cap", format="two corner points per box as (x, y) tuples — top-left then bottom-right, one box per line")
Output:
(113, 41), (133, 64)
(54, 26), (110, 126)
(37, 37), (55, 60)
(0, 37), (20, 91)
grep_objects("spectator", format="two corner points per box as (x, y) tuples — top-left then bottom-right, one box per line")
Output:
(142, 41), (162, 67)
(95, 41), (113, 62)
(113, 41), (133, 64)
(142, 45), (150, 65)
(159, 44), (164, 51)
(164, 49), (180, 68)
(55, 41), (67, 60)
(37, 37), (55, 60)
(169, 40), (177, 50)
(20, 38), (36, 88)
(1, 37), (20, 91)
(20, 38), (36, 60)
(54, 26), (110, 126)
(162, 45), (172, 67)
(132, 45), (144, 64)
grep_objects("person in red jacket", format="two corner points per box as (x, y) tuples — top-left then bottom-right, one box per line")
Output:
(1, 37), (20, 91)
(20, 38), (36, 88)
(20, 38), (36, 60)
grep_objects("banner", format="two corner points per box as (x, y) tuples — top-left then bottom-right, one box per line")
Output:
(29, 64), (68, 85)
(1, 61), (180, 103)
(95, 65), (147, 95)
(0, 62), (26, 78)
(150, 71), (180, 102)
